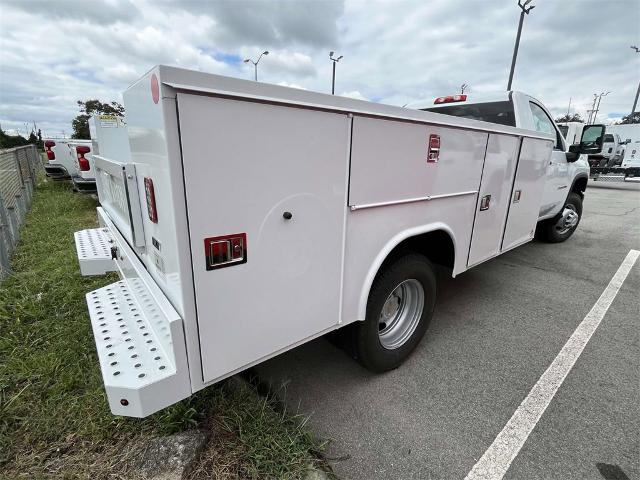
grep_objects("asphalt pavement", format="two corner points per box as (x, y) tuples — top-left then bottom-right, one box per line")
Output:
(254, 181), (640, 480)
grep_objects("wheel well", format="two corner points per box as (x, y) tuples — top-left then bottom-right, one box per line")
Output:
(382, 230), (455, 272)
(572, 176), (588, 198)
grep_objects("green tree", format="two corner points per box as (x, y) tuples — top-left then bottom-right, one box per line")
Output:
(0, 128), (29, 148)
(71, 99), (125, 139)
(555, 113), (584, 123)
(616, 112), (640, 125)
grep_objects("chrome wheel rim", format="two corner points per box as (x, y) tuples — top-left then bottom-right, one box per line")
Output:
(555, 204), (579, 235)
(378, 279), (425, 350)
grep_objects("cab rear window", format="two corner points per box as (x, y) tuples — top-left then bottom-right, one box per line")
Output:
(422, 101), (516, 127)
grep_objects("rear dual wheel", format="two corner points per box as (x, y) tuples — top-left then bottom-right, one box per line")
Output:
(352, 253), (436, 372)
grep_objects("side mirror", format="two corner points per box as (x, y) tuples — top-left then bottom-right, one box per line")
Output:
(579, 124), (606, 154)
(566, 144), (580, 162)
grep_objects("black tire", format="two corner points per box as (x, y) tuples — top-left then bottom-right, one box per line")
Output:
(537, 192), (583, 243)
(352, 253), (436, 372)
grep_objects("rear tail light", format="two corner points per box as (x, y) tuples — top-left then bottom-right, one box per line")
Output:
(427, 134), (441, 163)
(144, 177), (158, 223)
(76, 145), (91, 171)
(44, 140), (56, 160)
(434, 94), (467, 104)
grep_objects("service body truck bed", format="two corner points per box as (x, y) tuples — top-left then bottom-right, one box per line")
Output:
(74, 66), (604, 417)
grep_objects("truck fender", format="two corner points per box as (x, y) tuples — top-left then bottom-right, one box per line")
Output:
(356, 222), (458, 320)
(569, 173), (589, 198)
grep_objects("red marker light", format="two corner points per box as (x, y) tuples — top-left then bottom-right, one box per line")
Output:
(151, 73), (160, 104)
(434, 94), (467, 104)
(144, 177), (158, 223)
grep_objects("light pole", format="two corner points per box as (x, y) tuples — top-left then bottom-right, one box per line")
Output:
(590, 91), (611, 124)
(507, 0), (535, 91)
(329, 51), (343, 95)
(244, 51), (269, 81)
(631, 46), (640, 117)
(461, 83), (469, 94)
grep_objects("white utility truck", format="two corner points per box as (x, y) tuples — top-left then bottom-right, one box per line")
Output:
(412, 92), (592, 242)
(43, 138), (91, 180)
(74, 66), (606, 417)
(589, 124), (640, 181)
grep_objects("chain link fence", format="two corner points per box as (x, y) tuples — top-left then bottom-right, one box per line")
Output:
(0, 144), (43, 280)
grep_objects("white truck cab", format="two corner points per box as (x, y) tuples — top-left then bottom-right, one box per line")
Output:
(409, 92), (591, 242)
(73, 67), (607, 417)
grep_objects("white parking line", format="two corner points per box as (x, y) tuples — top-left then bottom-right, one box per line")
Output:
(465, 249), (640, 480)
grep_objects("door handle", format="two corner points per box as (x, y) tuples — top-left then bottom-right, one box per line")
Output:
(479, 195), (491, 211)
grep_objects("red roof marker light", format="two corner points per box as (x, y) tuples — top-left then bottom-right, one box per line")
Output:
(151, 73), (160, 104)
(434, 94), (467, 104)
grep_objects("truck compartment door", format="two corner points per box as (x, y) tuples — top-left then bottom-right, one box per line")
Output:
(501, 137), (553, 251)
(177, 93), (350, 383)
(467, 134), (519, 267)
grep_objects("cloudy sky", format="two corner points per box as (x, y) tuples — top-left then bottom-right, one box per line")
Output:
(1, 0), (638, 138)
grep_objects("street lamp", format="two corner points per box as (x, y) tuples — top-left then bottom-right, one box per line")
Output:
(244, 51), (269, 81)
(631, 46), (640, 117)
(588, 91), (611, 124)
(329, 51), (343, 95)
(507, 0), (535, 91)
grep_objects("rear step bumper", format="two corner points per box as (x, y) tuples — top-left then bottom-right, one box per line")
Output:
(74, 208), (191, 417)
(71, 176), (97, 193)
(44, 164), (70, 179)
(74, 228), (117, 276)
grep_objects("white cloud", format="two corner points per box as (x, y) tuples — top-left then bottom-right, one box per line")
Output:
(341, 90), (368, 101)
(1, 0), (638, 138)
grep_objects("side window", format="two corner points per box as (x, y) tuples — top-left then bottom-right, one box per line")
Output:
(529, 102), (563, 150)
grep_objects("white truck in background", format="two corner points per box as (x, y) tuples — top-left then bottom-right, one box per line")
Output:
(70, 115), (129, 194)
(411, 91), (591, 242)
(43, 138), (91, 180)
(557, 121), (584, 146)
(589, 124), (640, 180)
(73, 66), (607, 417)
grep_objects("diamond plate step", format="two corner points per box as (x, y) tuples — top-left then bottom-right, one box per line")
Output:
(87, 278), (190, 417)
(74, 228), (117, 276)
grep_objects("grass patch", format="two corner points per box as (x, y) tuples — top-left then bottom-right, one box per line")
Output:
(0, 178), (324, 478)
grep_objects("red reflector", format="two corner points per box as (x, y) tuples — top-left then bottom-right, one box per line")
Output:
(434, 94), (467, 104)
(204, 233), (247, 270)
(144, 177), (158, 223)
(427, 134), (440, 163)
(46, 150), (55, 160)
(44, 140), (56, 148)
(151, 73), (160, 104)
(76, 145), (90, 155)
